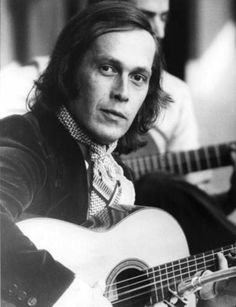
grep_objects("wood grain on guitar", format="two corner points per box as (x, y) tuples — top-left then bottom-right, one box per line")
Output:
(13, 207), (235, 307)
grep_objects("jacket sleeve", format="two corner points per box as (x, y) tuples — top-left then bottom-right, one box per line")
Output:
(0, 115), (74, 307)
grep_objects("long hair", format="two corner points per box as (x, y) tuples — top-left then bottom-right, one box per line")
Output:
(29, 1), (170, 153)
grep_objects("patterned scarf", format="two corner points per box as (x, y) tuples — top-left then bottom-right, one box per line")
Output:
(57, 105), (123, 226)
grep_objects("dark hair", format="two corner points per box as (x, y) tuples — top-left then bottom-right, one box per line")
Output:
(30, 0), (170, 153)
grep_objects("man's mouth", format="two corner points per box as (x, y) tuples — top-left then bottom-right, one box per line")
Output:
(101, 109), (127, 120)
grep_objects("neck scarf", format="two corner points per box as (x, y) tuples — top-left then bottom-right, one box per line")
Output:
(57, 105), (123, 226)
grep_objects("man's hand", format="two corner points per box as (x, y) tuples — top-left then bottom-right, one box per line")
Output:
(197, 253), (236, 307)
(54, 277), (112, 307)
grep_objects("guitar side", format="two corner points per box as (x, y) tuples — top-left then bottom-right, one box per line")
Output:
(17, 208), (196, 306)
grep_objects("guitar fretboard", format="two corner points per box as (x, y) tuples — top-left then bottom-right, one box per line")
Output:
(122, 142), (234, 180)
(148, 243), (235, 303)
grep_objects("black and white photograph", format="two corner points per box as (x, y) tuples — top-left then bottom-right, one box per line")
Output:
(1, 0), (236, 306)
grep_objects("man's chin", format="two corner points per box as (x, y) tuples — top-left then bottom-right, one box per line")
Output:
(91, 131), (124, 146)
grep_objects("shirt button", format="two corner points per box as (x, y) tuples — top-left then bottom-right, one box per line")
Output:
(8, 288), (13, 296)
(17, 290), (27, 301)
(27, 296), (37, 306)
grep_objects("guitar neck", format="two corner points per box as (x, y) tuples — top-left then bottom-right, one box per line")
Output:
(146, 243), (235, 304)
(123, 142), (234, 180)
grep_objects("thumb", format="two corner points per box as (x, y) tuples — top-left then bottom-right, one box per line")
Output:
(92, 280), (112, 307)
(93, 279), (106, 294)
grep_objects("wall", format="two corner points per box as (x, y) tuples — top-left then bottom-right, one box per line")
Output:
(186, 0), (236, 194)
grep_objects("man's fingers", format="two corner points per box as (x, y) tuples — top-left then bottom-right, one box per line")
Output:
(217, 252), (228, 270)
(230, 143), (236, 165)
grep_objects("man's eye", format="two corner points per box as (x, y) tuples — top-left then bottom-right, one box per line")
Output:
(99, 65), (116, 75)
(161, 13), (169, 23)
(131, 74), (147, 85)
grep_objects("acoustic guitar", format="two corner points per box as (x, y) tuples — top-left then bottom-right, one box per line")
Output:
(16, 207), (236, 307)
(122, 140), (236, 180)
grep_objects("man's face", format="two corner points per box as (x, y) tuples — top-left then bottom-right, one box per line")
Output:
(70, 30), (156, 145)
(131, 0), (169, 39)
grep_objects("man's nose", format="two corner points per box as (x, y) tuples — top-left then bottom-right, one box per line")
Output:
(151, 16), (166, 39)
(111, 76), (129, 102)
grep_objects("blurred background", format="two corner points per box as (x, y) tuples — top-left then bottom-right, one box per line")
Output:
(1, 0), (236, 202)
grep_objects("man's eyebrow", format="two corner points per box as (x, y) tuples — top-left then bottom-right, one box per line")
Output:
(95, 56), (121, 66)
(141, 9), (156, 18)
(95, 56), (152, 75)
(141, 9), (169, 18)
(133, 66), (152, 77)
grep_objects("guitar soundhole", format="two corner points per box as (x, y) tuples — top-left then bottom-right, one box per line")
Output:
(113, 268), (152, 307)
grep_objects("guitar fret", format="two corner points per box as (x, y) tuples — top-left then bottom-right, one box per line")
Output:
(167, 153), (175, 173)
(214, 144), (222, 167)
(137, 157), (146, 177)
(203, 252), (207, 270)
(172, 261), (178, 291)
(150, 154), (158, 174)
(160, 264), (168, 297)
(208, 145), (216, 169)
(164, 264), (169, 293)
(184, 150), (192, 173)
(203, 146), (211, 169)
(172, 259), (182, 285)
(164, 154), (170, 173)
(176, 152), (184, 174)
(196, 254), (206, 272)
(154, 265), (165, 301)
(159, 155), (166, 172)
(171, 153), (179, 174)
(144, 156), (151, 175)
(189, 149), (197, 172)
(199, 148), (208, 170)
(166, 262), (176, 292)
(149, 267), (159, 304)
(186, 257), (191, 279)
(180, 151), (188, 173)
(179, 258), (189, 281)
(131, 158), (141, 180)
(193, 149), (202, 172)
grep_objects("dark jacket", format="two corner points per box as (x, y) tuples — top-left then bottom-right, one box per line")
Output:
(0, 108), (132, 306)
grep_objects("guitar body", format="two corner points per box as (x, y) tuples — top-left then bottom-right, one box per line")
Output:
(17, 207), (196, 306)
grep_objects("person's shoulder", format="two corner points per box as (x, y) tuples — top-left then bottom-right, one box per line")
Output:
(0, 113), (31, 132)
(161, 70), (192, 106)
(29, 55), (49, 74)
(0, 113), (41, 149)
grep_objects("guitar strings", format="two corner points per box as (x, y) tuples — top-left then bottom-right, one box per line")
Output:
(104, 245), (234, 302)
(109, 271), (194, 305)
(108, 252), (234, 305)
(105, 245), (234, 291)
(106, 252), (231, 299)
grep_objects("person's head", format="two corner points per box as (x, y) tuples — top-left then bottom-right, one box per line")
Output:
(31, 1), (169, 152)
(88, 0), (170, 39)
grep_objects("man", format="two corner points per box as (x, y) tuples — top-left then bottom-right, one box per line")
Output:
(1, 2), (235, 307)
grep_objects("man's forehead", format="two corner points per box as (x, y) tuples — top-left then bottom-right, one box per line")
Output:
(90, 31), (156, 72)
(130, 0), (169, 14)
